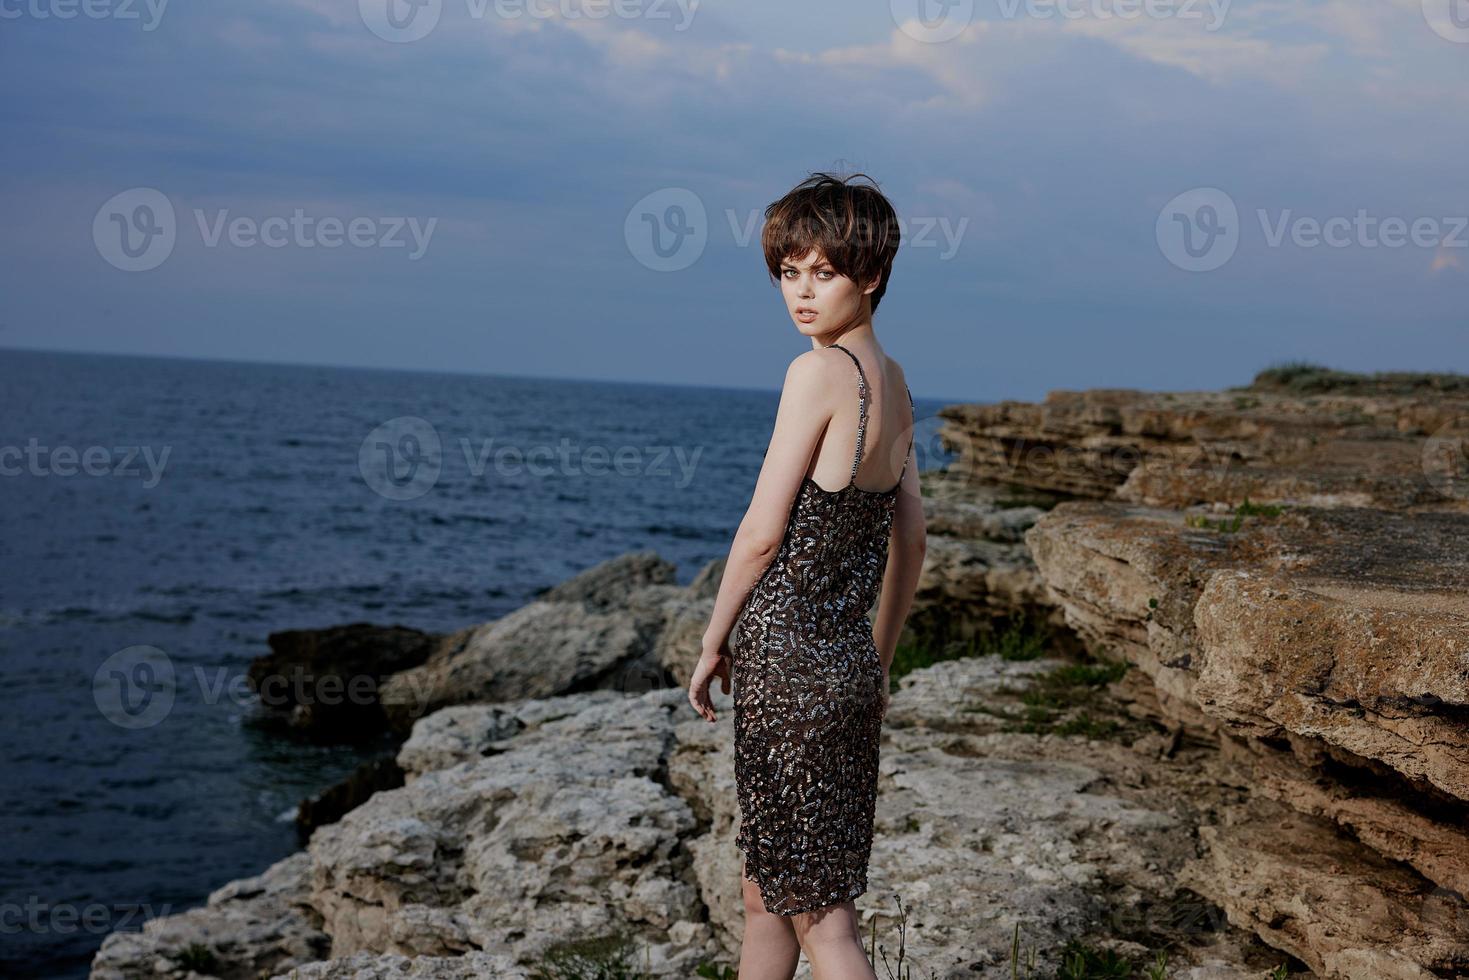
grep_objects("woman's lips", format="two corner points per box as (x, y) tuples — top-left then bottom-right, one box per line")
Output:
(796, 310), (818, 321)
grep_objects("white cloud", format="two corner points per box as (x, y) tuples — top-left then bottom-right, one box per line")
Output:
(266, 0), (1465, 130)
(1068, 22), (1329, 84)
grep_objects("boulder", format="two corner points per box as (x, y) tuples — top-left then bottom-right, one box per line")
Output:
(249, 623), (440, 741)
(379, 552), (681, 732)
(90, 851), (330, 980)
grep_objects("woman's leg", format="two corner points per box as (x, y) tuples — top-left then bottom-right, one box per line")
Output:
(738, 857), (801, 980)
(792, 902), (876, 980)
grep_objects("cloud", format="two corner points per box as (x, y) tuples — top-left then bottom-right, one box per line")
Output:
(264, 0), (1448, 118)
(1064, 19), (1329, 85)
(275, 0), (361, 28)
(217, 18), (285, 51)
(3, 0), (1464, 382)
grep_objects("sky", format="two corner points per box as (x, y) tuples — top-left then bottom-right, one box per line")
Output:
(0, 0), (1465, 403)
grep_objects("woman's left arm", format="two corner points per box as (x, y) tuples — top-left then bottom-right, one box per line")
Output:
(688, 351), (832, 720)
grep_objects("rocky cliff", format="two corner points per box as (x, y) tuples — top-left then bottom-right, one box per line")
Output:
(961, 365), (1469, 978)
(90, 364), (1469, 979)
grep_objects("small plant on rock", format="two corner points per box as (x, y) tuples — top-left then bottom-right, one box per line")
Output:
(867, 894), (938, 979)
(171, 943), (220, 974)
(1056, 938), (1135, 978)
(1184, 496), (1285, 533)
(530, 931), (648, 980)
(1009, 922), (1039, 978)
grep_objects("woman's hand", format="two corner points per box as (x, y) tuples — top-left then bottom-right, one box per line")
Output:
(688, 638), (732, 723)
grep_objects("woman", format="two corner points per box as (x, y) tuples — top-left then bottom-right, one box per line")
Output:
(688, 172), (927, 980)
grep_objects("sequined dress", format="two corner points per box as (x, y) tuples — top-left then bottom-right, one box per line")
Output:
(730, 342), (915, 916)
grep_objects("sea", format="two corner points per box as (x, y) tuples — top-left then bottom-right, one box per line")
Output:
(0, 347), (949, 977)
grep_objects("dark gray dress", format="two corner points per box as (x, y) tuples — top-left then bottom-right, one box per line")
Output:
(730, 342), (915, 916)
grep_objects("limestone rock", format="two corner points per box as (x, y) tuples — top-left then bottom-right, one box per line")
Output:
(1178, 795), (1469, 979)
(90, 851), (330, 980)
(537, 549), (676, 607)
(1023, 500), (1236, 735)
(270, 950), (525, 978)
(97, 654), (1295, 979)
(1193, 553), (1469, 802)
(306, 689), (716, 971)
(906, 534), (1061, 649)
(396, 690), (627, 779)
(296, 754), (405, 841)
(1221, 733), (1469, 897)
(379, 554), (681, 732)
(1024, 486), (1469, 975)
(938, 384), (1469, 511)
(1026, 501), (1469, 803)
(669, 655), (1272, 978)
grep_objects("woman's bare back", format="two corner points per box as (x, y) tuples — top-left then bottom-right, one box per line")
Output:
(805, 344), (912, 494)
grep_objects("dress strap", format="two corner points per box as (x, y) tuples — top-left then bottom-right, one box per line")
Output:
(897, 383), (915, 483)
(824, 343), (867, 483)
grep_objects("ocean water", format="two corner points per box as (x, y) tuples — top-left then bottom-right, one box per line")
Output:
(0, 348), (945, 977)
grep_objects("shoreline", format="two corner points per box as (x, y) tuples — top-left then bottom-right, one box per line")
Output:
(91, 366), (1469, 979)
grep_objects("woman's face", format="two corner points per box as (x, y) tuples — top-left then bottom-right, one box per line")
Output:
(778, 248), (876, 340)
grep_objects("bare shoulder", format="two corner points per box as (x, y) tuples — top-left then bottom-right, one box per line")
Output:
(882, 353), (910, 391)
(784, 346), (850, 390)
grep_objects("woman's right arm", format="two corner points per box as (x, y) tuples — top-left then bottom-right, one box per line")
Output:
(872, 448), (926, 676)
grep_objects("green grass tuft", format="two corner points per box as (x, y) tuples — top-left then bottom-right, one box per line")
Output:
(892, 613), (1055, 687)
(1050, 712), (1123, 739)
(1234, 497), (1283, 517)
(1185, 495), (1286, 533)
(1057, 939), (1136, 978)
(530, 932), (648, 980)
(171, 943), (221, 973)
(1008, 927), (1173, 979)
(979, 654), (1132, 739)
(1250, 361), (1469, 395)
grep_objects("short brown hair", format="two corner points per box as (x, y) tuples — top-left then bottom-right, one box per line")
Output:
(761, 172), (901, 314)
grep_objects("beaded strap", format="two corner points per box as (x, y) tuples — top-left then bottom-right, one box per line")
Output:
(897, 384), (914, 483)
(826, 343), (915, 490)
(825, 343), (868, 482)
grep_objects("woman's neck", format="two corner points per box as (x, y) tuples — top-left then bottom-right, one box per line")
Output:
(813, 320), (877, 351)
